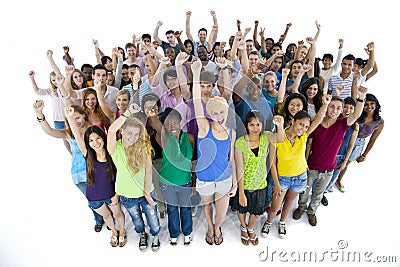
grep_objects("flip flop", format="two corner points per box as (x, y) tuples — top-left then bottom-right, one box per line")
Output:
(205, 232), (214, 245)
(214, 227), (223, 245)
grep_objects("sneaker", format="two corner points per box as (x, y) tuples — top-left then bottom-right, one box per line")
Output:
(169, 237), (178, 246)
(278, 222), (286, 238)
(184, 235), (192, 246)
(321, 195), (328, 206)
(261, 221), (271, 238)
(94, 222), (103, 232)
(293, 207), (304, 220)
(327, 186), (334, 192)
(191, 206), (198, 217)
(151, 235), (160, 252)
(308, 214), (317, 226)
(139, 232), (148, 251)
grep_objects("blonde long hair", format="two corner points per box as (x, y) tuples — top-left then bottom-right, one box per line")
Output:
(123, 117), (153, 173)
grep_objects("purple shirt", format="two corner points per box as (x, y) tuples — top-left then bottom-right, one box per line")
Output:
(308, 118), (350, 171)
(85, 160), (116, 201)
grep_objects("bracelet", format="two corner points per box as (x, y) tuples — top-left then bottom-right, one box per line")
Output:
(62, 92), (70, 99)
(121, 113), (128, 118)
(37, 115), (45, 122)
(356, 98), (365, 103)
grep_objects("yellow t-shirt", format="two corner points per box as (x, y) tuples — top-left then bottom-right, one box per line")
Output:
(273, 130), (308, 176)
(111, 140), (154, 198)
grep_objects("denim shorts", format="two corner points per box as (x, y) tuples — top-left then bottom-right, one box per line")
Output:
(196, 176), (232, 196)
(54, 121), (66, 130)
(278, 171), (307, 193)
(88, 197), (112, 210)
(348, 138), (366, 161)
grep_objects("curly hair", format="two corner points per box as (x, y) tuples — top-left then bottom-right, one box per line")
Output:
(122, 117), (153, 174)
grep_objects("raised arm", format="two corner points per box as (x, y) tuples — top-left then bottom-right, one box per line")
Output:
(259, 27), (267, 55)
(65, 106), (87, 156)
(94, 78), (115, 121)
(230, 31), (242, 61)
(313, 21), (321, 42)
(191, 59), (209, 135)
(361, 42), (375, 77)
(150, 56), (170, 87)
(210, 10), (218, 42)
(56, 74), (74, 106)
(304, 37), (316, 76)
(207, 25), (218, 52)
(278, 23), (292, 44)
(307, 94), (331, 134)
(28, 71), (44, 94)
(267, 115), (284, 143)
(33, 100), (68, 139)
(237, 39), (249, 74)
(174, 30), (191, 55)
(63, 46), (74, 66)
(347, 86), (368, 126)
(253, 20), (261, 51)
(331, 39), (344, 73)
(185, 11), (194, 41)
(107, 104), (140, 155)
(215, 57), (233, 102)
(153, 21), (163, 45)
(175, 52), (191, 101)
(47, 50), (62, 76)
(92, 39), (102, 65)
(286, 64), (312, 94)
(112, 48), (123, 88)
(277, 68), (290, 103)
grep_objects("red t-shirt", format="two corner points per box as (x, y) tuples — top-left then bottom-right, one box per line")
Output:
(307, 118), (350, 171)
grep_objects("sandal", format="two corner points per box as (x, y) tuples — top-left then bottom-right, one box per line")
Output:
(110, 230), (119, 247)
(240, 225), (249, 246)
(118, 231), (127, 247)
(205, 232), (214, 245)
(247, 228), (259, 246)
(214, 227), (223, 245)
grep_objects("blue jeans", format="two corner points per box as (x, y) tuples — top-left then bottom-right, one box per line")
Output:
(76, 182), (104, 225)
(120, 193), (161, 236)
(160, 182), (193, 238)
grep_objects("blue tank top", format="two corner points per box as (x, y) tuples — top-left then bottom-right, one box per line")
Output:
(337, 127), (355, 156)
(195, 126), (232, 182)
(70, 138), (87, 184)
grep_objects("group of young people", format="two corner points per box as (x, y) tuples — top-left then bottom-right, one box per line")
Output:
(30, 11), (384, 250)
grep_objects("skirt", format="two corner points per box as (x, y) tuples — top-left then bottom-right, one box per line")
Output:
(230, 187), (268, 215)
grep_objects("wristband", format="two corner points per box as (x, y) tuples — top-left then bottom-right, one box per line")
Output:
(37, 115), (45, 122)
(62, 92), (70, 99)
(356, 98), (365, 103)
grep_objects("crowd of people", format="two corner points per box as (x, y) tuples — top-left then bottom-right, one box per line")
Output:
(30, 11), (384, 251)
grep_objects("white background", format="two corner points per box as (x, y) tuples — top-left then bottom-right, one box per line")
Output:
(0, 0), (398, 266)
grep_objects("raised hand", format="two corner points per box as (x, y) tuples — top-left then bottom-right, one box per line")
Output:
(305, 37), (315, 45)
(28, 70), (35, 78)
(335, 85), (345, 96)
(186, 11), (192, 17)
(272, 115), (284, 127)
(92, 39), (98, 47)
(33, 100), (45, 113)
(259, 27), (265, 38)
(254, 20), (259, 27)
(65, 106), (75, 118)
(281, 68), (290, 77)
(237, 20), (241, 31)
(191, 59), (202, 74)
(156, 21), (163, 28)
(55, 75), (65, 86)
(357, 85), (368, 100)
(47, 50), (53, 58)
(321, 94), (332, 105)
(175, 52), (190, 66)
(173, 30), (182, 38)
(215, 57), (227, 69)
(63, 46), (69, 53)
(210, 10), (216, 17)
(65, 65), (75, 76)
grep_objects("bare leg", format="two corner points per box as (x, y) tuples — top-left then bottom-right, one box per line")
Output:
(267, 190), (287, 223)
(214, 193), (230, 244)
(94, 204), (117, 233)
(336, 161), (352, 187)
(201, 194), (215, 242)
(279, 190), (298, 222)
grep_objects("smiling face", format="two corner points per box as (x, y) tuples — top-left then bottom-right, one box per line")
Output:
(364, 101), (376, 114)
(288, 98), (304, 117)
(247, 79), (262, 101)
(210, 108), (228, 126)
(165, 75), (179, 90)
(341, 59), (354, 75)
(73, 111), (87, 129)
(306, 84), (319, 99)
(72, 71), (84, 87)
(263, 75), (277, 92)
(292, 117), (310, 136)
(342, 104), (355, 117)
(84, 93), (97, 110)
(94, 69), (107, 86)
(165, 116), (181, 137)
(122, 126), (140, 147)
(88, 132), (104, 152)
(327, 100), (343, 119)
(247, 117), (263, 137)
(200, 81), (213, 98)
(116, 94), (130, 112)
